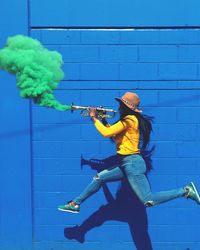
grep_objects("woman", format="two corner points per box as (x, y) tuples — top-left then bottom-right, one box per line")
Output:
(58, 92), (200, 213)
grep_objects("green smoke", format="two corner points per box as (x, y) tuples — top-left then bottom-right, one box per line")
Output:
(0, 35), (71, 111)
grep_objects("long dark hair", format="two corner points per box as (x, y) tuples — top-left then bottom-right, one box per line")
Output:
(119, 102), (153, 150)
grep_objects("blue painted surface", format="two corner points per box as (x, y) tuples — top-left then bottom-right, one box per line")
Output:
(30, 0), (200, 27)
(1, 1), (200, 250)
(0, 1), (32, 249)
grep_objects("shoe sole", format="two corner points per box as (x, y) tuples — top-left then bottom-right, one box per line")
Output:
(58, 208), (79, 213)
(191, 182), (200, 204)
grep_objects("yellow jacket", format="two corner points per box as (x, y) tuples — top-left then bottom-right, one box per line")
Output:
(94, 115), (140, 155)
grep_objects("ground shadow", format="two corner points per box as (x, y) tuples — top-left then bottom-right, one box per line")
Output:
(64, 148), (155, 250)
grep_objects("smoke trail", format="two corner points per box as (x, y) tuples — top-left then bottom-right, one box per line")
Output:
(0, 35), (71, 111)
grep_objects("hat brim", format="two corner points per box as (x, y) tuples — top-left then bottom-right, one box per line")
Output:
(115, 97), (122, 102)
(115, 97), (142, 113)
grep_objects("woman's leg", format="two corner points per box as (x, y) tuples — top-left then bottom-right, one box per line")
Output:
(73, 165), (124, 205)
(122, 155), (186, 207)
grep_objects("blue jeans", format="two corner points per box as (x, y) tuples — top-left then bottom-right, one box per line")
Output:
(73, 154), (185, 207)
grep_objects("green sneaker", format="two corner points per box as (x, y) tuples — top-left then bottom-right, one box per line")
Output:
(58, 201), (80, 213)
(185, 182), (200, 204)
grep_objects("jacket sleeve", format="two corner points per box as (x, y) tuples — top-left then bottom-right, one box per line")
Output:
(94, 119), (128, 138)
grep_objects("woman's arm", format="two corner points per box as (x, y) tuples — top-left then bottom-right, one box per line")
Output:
(89, 107), (127, 138)
(93, 119), (127, 138)
(101, 118), (110, 127)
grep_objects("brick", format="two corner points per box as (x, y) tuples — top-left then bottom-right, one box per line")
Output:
(41, 30), (81, 44)
(71, 141), (101, 158)
(34, 242), (104, 250)
(151, 141), (177, 157)
(143, 107), (177, 123)
(152, 158), (199, 175)
(98, 243), (124, 250)
(153, 242), (200, 250)
(65, 243), (103, 250)
(30, 30), (41, 40)
(99, 141), (117, 156)
(117, 243), (138, 250)
(62, 63), (80, 80)
(179, 45), (200, 62)
(33, 158), (83, 175)
(80, 63), (119, 80)
(137, 81), (178, 89)
(59, 80), (101, 90)
(34, 174), (95, 193)
(158, 63), (198, 80)
(159, 29), (200, 45)
(62, 242), (103, 250)
(34, 175), (62, 192)
(33, 141), (63, 158)
(81, 31), (120, 44)
(149, 225), (200, 241)
(32, 106), (84, 124)
(33, 242), (65, 250)
(156, 124), (197, 141)
(177, 107), (200, 123)
(81, 89), (119, 106)
(55, 89), (81, 105)
(35, 206), (116, 226)
(45, 44), (63, 55)
(177, 81), (200, 89)
(177, 142), (200, 157)
(148, 208), (200, 225)
(33, 124), (81, 141)
(99, 45), (138, 63)
(99, 81), (139, 90)
(60, 45), (99, 63)
(158, 90), (200, 107)
(33, 141), (99, 158)
(81, 124), (104, 141)
(139, 45), (178, 62)
(34, 225), (65, 241)
(120, 30), (160, 45)
(120, 63), (158, 80)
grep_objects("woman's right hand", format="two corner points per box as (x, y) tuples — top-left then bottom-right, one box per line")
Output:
(88, 107), (97, 120)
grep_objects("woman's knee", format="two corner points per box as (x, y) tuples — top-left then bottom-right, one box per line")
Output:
(93, 174), (103, 184)
(140, 196), (154, 207)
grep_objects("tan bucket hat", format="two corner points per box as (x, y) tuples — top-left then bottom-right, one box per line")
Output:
(115, 92), (142, 112)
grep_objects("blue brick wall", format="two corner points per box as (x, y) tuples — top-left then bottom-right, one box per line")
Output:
(30, 28), (200, 250)
(1, 1), (200, 250)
